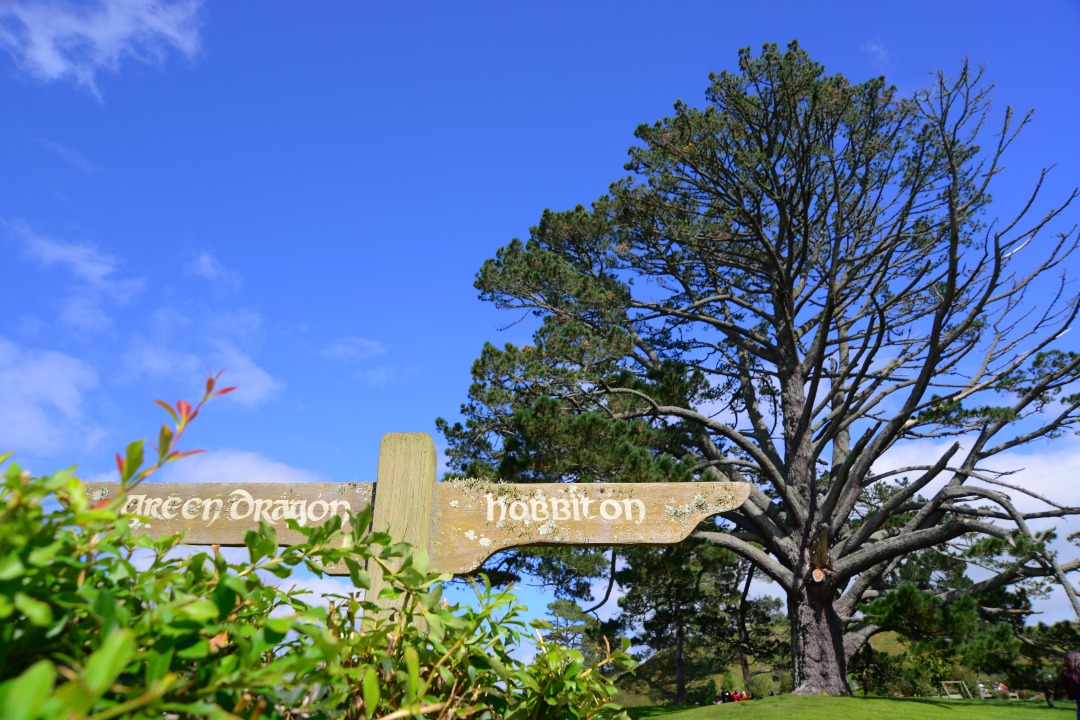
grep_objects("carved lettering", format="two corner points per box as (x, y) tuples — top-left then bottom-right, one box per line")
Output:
(466, 491), (650, 526)
(203, 498), (223, 525)
(288, 499), (307, 526)
(551, 498), (571, 521)
(253, 498), (274, 523)
(145, 497), (163, 520)
(308, 500), (329, 522)
(124, 495), (145, 515)
(485, 494), (506, 523)
(230, 489), (254, 520)
(161, 496), (181, 520)
(508, 501), (528, 521)
(181, 497), (201, 520)
(599, 499), (621, 520)
(529, 497), (549, 521)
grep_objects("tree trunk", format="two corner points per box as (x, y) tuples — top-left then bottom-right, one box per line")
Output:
(790, 588), (851, 695)
(737, 565), (754, 687)
(674, 606), (687, 704)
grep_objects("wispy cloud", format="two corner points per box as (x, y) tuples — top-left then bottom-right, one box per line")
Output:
(357, 367), (391, 386)
(11, 222), (144, 333)
(321, 336), (388, 361)
(123, 335), (201, 378)
(38, 138), (101, 172)
(872, 436), (1080, 621)
(862, 40), (889, 70)
(0, 336), (102, 455)
(21, 230), (118, 284)
(121, 307), (282, 409)
(154, 449), (327, 485)
(210, 342), (283, 407)
(0, 0), (202, 97)
(184, 248), (241, 289)
(124, 339), (283, 409)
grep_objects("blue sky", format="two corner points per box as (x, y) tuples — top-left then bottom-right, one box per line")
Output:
(2, 1), (1079, 622)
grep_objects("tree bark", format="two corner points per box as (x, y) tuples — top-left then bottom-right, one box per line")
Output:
(790, 587), (851, 695)
(674, 603), (687, 704)
(737, 565), (754, 688)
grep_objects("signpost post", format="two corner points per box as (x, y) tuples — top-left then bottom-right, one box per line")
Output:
(83, 432), (750, 611)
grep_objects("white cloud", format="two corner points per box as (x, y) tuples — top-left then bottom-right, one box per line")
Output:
(0, 0), (202, 97)
(357, 366), (391, 386)
(863, 40), (889, 67)
(0, 336), (101, 455)
(153, 449), (327, 485)
(872, 436), (1080, 514)
(11, 222), (143, 333)
(38, 138), (100, 172)
(123, 335), (201, 378)
(871, 435), (1080, 620)
(120, 308), (280, 408)
(184, 249), (241, 289)
(986, 438), (1080, 511)
(207, 309), (265, 347)
(322, 336), (387, 361)
(21, 229), (118, 284)
(210, 342), (283, 407)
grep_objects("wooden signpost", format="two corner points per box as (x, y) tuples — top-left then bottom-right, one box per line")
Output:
(83, 433), (751, 606)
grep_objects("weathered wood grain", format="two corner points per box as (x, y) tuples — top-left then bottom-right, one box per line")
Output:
(427, 480), (751, 574)
(367, 433), (438, 600)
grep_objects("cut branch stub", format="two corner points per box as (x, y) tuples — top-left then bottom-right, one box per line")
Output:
(428, 480), (752, 574)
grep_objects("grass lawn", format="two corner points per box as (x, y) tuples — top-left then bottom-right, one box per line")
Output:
(624, 695), (1078, 719)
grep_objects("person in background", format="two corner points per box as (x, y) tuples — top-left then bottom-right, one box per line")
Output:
(1064, 651), (1080, 720)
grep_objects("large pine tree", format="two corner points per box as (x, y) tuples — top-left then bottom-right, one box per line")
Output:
(440, 42), (1080, 694)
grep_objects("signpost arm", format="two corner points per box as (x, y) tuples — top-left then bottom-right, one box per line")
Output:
(367, 432), (437, 612)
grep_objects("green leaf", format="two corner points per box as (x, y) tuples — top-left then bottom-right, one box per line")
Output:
(1, 660), (56, 720)
(211, 582), (238, 618)
(409, 547), (430, 575)
(122, 440), (144, 480)
(176, 639), (210, 659)
(264, 562), (292, 578)
(266, 616), (295, 634)
(344, 557), (370, 589)
(404, 645), (420, 701)
(483, 652), (510, 680)
(362, 666), (380, 713)
(157, 424), (175, 461)
(256, 521), (278, 559)
(244, 529), (263, 562)
(0, 553), (25, 581)
(83, 628), (135, 697)
(14, 593), (52, 626)
(27, 541), (63, 567)
(421, 611), (445, 643)
(146, 646), (175, 685)
(178, 598), (220, 622)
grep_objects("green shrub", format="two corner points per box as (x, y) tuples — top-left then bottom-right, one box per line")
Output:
(0, 384), (632, 719)
(685, 678), (716, 705)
